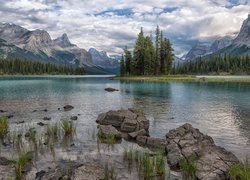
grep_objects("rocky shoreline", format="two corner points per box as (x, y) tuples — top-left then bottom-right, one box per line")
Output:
(96, 109), (240, 180)
(0, 108), (244, 179)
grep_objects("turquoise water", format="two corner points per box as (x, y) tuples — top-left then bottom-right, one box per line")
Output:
(0, 75), (250, 159)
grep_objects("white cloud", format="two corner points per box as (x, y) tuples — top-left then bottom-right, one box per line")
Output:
(0, 0), (249, 56)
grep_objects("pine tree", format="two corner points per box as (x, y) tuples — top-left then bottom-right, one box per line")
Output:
(120, 55), (125, 76)
(133, 27), (145, 75)
(124, 46), (132, 75)
(154, 25), (161, 75)
(165, 38), (174, 74)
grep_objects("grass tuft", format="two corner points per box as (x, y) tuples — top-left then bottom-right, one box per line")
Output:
(98, 133), (117, 145)
(15, 152), (33, 180)
(180, 159), (197, 180)
(0, 116), (9, 140)
(103, 162), (116, 180)
(61, 119), (75, 136)
(44, 123), (60, 145)
(123, 147), (166, 179)
(229, 159), (250, 180)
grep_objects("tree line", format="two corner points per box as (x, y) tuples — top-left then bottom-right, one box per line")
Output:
(0, 59), (85, 75)
(120, 26), (174, 76)
(173, 54), (250, 75)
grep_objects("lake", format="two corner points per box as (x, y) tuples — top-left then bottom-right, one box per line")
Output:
(0, 75), (250, 177)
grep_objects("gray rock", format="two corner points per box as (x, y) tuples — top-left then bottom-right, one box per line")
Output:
(37, 122), (46, 126)
(35, 170), (46, 180)
(98, 125), (122, 140)
(72, 162), (105, 180)
(70, 116), (78, 120)
(121, 118), (137, 132)
(147, 137), (166, 149)
(196, 146), (239, 180)
(43, 117), (51, 121)
(6, 115), (13, 119)
(104, 87), (119, 92)
(136, 136), (148, 145)
(165, 123), (239, 179)
(128, 129), (148, 139)
(63, 105), (74, 111)
(0, 157), (14, 166)
(16, 120), (25, 124)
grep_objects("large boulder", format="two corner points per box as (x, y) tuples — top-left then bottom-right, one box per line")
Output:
(165, 123), (239, 179)
(96, 109), (149, 132)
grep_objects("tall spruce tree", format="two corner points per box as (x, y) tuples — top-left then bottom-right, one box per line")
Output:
(120, 55), (125, 76)
(155, 25), (161, 75)
(124, 46), (132, 75)
(133, 27), (145, 75)
(144, 36), (155, 75)
(165, 38), (174, 74)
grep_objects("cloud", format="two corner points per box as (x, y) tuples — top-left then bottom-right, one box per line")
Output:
(0, 0), (249, 56)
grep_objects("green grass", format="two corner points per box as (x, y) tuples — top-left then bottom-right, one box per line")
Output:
(98, 133), (117, 145)
(155, 153), (165, 176)
(13, 131), (23, 152)
(44, 123), (60, 145)
(26, 128), (37, 149)
(123, 148), (166, 179)
(103, 163), (116, 180)
(0, 116), (9, 140)
(229, 160), (250, 180)
(61, 119), (75, 137)
(115, 75), (250, 83)
(180, 159), (197, 180)
(15, 152), (33, 180)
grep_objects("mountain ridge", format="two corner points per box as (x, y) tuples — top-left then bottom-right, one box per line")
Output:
(0, 23), (120, 74)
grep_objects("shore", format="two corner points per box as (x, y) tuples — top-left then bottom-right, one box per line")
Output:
(114, 75), (250, 83)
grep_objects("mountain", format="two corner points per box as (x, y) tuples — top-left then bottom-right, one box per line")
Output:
(185, 44), (209, 60)
(0, 23), (120, 74)
(88, 48), (119, 68)
(233, 14), (250, 47)
(215, 14), (250, 56)
(186, 14), (250, 59)
(185, 36), (233, 60)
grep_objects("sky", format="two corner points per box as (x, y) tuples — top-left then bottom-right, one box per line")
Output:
(0, 0), (249, 57)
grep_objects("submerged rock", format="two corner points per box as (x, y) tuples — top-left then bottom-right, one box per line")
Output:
(63, 105), (74, 111)
(128, 129), (148, 139)
(0, 157), (15, 166)
(72, 162), (105, 180)
(70, 116), (78, 121)
(43, 117), (51, 121)
(16, 120), (25, 124)
(37, 122), (46, 126)
(104, 87), (119, 92)
(6, 115), (14, 119)
(0, 157), (15, 179)
(165, 123), (239, 179)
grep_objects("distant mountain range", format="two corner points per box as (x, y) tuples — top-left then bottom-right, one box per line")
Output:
(0, 23), (120, 74)
(1, 14), (249, 73)
(183, 14), (250, 61)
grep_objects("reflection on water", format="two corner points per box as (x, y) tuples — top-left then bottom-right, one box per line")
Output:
(0, 76), (250, 160)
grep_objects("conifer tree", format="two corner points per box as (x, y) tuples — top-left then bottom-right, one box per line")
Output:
(120, 55), (125, 76)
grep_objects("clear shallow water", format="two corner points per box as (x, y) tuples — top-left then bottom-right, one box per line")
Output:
(0, 75), (250, 161)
